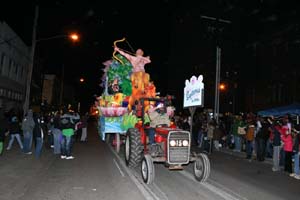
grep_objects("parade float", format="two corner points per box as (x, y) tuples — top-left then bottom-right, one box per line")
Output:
(95, 38), (156, 152)
(94, 39), (210, 185)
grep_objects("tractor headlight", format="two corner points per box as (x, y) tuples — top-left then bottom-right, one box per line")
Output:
(170, 140), (176, 147)
(182, 140), (189, 147)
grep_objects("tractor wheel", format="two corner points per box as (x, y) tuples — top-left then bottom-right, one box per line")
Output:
(201, 153), (211, 181)
(141, 154), (155, 184)
(194, 153), (210, 182)
(125, 128), (143, 168)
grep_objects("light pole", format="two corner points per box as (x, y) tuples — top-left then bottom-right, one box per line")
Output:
(200, 15), (231, 124)
(22, 5), (79, 115)
(23, 5), (39, 116)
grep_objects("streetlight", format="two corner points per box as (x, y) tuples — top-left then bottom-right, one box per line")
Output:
(35, 33), (80, 43)
(23, 4), (80, 115)
(219, 83), (226, 91)
(69, 33), (79, 42)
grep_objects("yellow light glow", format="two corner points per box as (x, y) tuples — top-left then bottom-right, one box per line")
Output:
(219, 83), (226, 90)
(80, 78), (84, 82)
(69, 33), (79, 41)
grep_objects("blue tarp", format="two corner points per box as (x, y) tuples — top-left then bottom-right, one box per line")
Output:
(257, 103), (300, 117)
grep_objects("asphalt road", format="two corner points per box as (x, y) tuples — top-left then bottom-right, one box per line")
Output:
(1, 120), (300, 200)
(0, 121), (146, 200)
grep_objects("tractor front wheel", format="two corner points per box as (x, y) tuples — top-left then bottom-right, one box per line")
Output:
(141, 154), (155, 184)
(194, 153), (210, 182)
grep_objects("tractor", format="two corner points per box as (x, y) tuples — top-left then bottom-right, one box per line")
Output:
(124, 96), (210, 184)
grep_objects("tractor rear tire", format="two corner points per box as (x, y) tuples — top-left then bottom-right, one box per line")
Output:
(125, 128), (143, 168)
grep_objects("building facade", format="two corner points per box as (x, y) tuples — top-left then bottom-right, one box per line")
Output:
(42, 74), (60, 106)
(0, 21), (30, 116)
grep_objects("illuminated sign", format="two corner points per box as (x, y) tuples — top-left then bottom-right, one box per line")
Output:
(183, 75), (204, 108)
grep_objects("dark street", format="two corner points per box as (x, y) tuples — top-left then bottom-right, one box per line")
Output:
(1, 120), (300, 200)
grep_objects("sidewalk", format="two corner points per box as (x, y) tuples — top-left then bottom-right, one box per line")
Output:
(191, 145), (273, 165)
(219, 147), (273, 164)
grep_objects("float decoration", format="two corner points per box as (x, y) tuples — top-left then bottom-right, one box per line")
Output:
(120, 112), (139, 131)
(97, 38), (160, 145)
(102, 55), (132, 96)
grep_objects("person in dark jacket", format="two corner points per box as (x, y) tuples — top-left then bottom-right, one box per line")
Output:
(21, 110), (35, 154)
(6, 115), (23, 151)
(33, 113), (44, 158)
(50, 111), (62, 155)
(0, 111), (9, 155)
(268, 118), (282, 171)
(256, 118), (270, 161)
(60, 110), (77, 159)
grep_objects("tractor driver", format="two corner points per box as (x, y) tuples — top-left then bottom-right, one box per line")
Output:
(147, 103), (171, 145)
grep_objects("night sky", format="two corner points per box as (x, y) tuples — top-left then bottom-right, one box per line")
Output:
(1, 0), (176, 110)
(1, 0), (299, 113)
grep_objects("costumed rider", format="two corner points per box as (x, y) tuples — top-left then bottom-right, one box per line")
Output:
(114, 47), (151, 73)
(147, 103), (175, 145)
(114, 46), (151, 93)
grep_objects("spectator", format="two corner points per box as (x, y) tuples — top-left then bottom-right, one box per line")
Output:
(51, 111), (62, 155)
(290, 123), (300, 179)
(245, 121), (256, 160)
(0, 111), (9, 155)
(268, 118), (282, 172)
(281, 122), (293, 173)
(213, 122), (223, 151)
(60, 110), (76, 159)
(231, 115), (245, 152)
(256, 117), (269, 161)
(197, 120), (207, 149)
(21, 109), (35, 154)
(75, 120), (83, 142)
(33, 113), (44, 158)
(206, 119), (216, 154)
(6, 115), (23, 151)
(80, 114), (88, 142)
(182, 115), (190, 131)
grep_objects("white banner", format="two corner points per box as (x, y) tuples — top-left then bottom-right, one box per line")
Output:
(183, 75), (204, 108)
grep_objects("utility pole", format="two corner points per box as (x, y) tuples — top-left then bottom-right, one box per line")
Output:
(200, 15), (231, 124)
(215, 47), (221, 123)
(23, 5), (39, 115)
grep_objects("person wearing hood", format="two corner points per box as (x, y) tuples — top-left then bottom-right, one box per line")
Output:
(6, 115), (23, 151)
(21, 110), (35, 154)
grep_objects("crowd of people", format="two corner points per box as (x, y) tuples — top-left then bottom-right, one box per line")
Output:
(0, 108), (88, 160)
(2, 104), (300, 180)
(173, 111), (300, 180)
